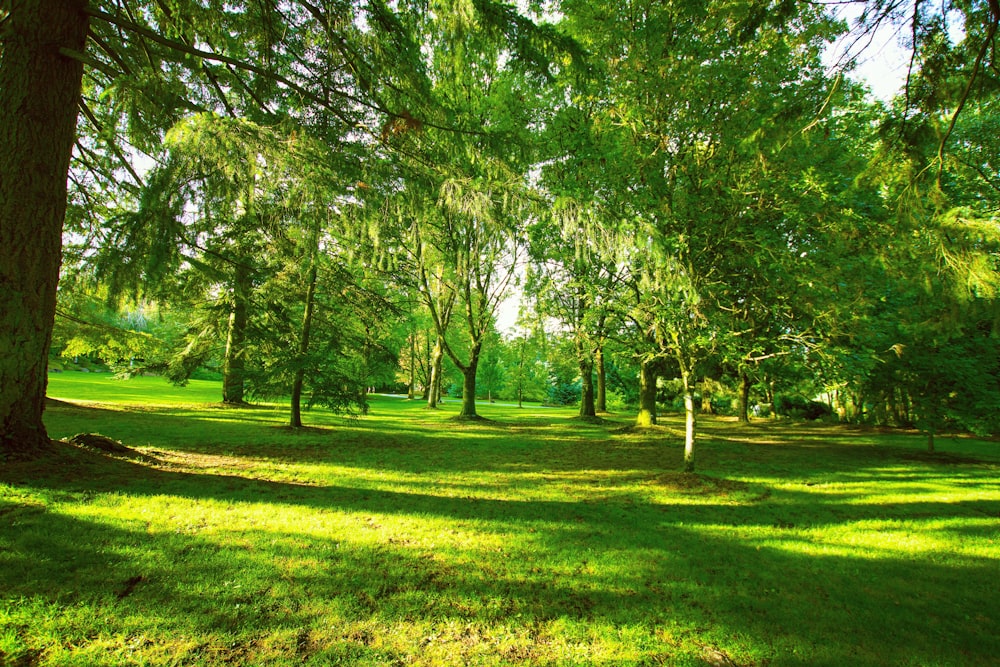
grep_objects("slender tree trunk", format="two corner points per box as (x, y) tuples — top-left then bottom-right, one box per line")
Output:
(595, 346), (607, 413)
(517, 336), (526, 408)
(578, 356), (596, 417)
(427, 336), (444, 409)
(290, 254), (318, 428)
(0, 0), (89, 455)
(459, 345), (481, 418)
(927, 429), (935, 453)
(766, 378), (777, 419)
(421, 330), (431, 399)
(682, 370), (696, 473)
(636, 360), (658, 427)
(407, 332), (415, 399)
(737, 372), (751, 423)
(222, 261), (250, 404)
(698, 376), (713, 414)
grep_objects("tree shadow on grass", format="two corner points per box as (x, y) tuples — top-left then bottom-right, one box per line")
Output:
(1, 444), (998, 666)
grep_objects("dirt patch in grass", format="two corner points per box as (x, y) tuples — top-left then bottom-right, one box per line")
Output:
(273, 425), (333, 435)
(611, 424), (675, 435)
(648, 472), (762, 498)
(899, 450), (992, 466)
(569, 415), (609, 425)
(66, 432), (161, 464)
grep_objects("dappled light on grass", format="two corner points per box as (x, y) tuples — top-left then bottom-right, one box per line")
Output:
(2, 383), (998, 665)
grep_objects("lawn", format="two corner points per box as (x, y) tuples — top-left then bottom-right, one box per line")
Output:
(2, 372), (998, 666)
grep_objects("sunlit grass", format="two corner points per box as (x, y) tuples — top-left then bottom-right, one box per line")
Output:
(1, 372), (998, 665)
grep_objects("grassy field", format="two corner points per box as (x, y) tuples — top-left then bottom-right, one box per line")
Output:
(2, 372), (998, 666)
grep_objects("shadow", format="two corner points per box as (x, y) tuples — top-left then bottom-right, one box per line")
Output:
(2, 444), (998, 665)
(6, 404), (998, 664)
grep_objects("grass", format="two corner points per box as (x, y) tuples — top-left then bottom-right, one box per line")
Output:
(1, 372), (998, 666)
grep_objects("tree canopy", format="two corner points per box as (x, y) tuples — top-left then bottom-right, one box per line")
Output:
(1, 0), (998, 467)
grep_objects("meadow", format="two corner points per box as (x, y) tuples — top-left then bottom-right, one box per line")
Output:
(1, 372), (998, 666)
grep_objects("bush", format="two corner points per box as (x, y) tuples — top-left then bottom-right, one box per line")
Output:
(546, 379), (580, 406)
(604, 390), (629, 412)
(803, 400), (833, 421)
(775, 394), (832, 421)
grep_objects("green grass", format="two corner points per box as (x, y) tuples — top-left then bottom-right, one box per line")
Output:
(2, 371), (999, 666)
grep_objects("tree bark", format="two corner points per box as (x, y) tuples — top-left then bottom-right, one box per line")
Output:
(700, 377), (714, 414)
(427, 335), (444, 409)
(682, 370), (696, 473)
(595, 346), (607, 413)
(222, 261), (250, 404)
(290, 256), (318, 428)
(0, 0), (89, 455)
(636, 359), (657, 427)
(407, 332), (415, 399)
(458, 344), (481, 418)
(737, 372), (751, 423)
(578, 356), (596, 417)
(420, 330), (431, 399)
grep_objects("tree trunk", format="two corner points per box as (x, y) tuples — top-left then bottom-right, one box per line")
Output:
(407, 332), (415, 399)
(927, 429), (935, 453)
(459, 345), (481, 418)
(222, 261), (250, 404)
(737, 372), (751, 423)
(578, 356), (596, 417)
(595, 346), (607, 413)
(636, 359), (657, 427)
(0, 1), (89, 455)
(766, 378), (777, 419)
(421, 330), (431, 399)
(682, 371), (696, 473)
(289, 258), (318, 428)
(699, 377), (714, 414)
(427, 336), (444, 409)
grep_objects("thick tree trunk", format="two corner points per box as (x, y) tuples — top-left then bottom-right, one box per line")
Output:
(737, 372), (751, 423)
(595, 346), (607, 413)
(0, 1), (89, 455)
(458, 345), (481, 418)
(290, 261), (318, 428)
(222, 261), (250, 404)
(636, 360), (657, 427)
(427, 336), (444, 409)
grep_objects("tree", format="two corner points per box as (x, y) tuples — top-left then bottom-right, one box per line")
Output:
(0, 1), (89, 454)
(0, 0), (433, 453)
(528, 200), (627, 418)
(554, 0), (843, 470)
(383, 1), (567, 419)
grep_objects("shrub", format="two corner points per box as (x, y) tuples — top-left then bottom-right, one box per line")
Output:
(775, 394), (832, 420)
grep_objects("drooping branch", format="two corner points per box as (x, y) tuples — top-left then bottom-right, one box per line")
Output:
(84, 6), (357, 127)
(935, 18), (999, 183)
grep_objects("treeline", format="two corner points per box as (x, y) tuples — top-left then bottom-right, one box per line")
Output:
(3, 1), (999, 468)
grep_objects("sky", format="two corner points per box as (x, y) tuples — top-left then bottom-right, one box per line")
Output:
(825, 2), (968, 101)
